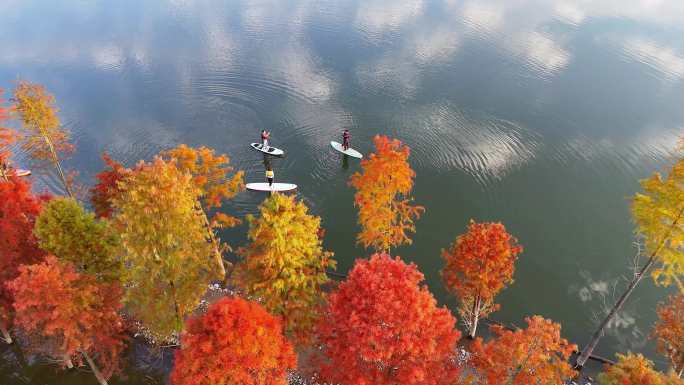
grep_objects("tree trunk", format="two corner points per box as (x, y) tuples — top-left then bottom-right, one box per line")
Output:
(196, 204), (225, 279)
(468, 296), (482, 339)
(169, 280), (182, 332)
(82, 350), (108, 385)
(0, 325), (12, 344)
(575, 254), (657, 369)
(43, 134), (73, 198)
(64, 354), (74, 369)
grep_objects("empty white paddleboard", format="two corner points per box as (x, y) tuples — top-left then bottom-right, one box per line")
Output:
(246, 183), (297, 192)
(330, 141), (362, 159)
(16, 169), (31, 177)
(250, 143), (284, 156)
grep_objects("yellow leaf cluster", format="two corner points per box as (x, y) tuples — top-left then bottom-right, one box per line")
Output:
(112, 157), (217, 341)
(12, 81), (73, 166)
(236, 193), (335, 343)
(632, 157), (684, 289)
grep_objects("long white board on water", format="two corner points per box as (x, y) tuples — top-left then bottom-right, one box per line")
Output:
(330, 141), (363, 158)
(250, 143), (285, 156)
(246, 182), (297, 192)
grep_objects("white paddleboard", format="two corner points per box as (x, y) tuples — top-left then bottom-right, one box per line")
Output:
(246, 183), (297, 192)
(330, 141), (362, 159)
(250, 143), (284, 156)
(16, 169), (31, 177)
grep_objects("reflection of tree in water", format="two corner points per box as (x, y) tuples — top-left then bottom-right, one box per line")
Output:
(570, 268), (646, 352)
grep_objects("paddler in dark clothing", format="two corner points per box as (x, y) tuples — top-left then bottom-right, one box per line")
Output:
(342, 129), (351, 151)
(265, 166), (274, 187)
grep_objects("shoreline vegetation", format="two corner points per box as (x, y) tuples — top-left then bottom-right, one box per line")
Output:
(1, 81), (683, 385)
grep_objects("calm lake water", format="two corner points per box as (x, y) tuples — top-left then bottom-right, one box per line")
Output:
(2, 0), (684, 383)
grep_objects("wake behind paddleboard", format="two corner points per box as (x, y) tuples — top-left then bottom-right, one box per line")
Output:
(330, 141), (362, 159)
(246, 182), (297, 192)
(250, 143), (285, 156)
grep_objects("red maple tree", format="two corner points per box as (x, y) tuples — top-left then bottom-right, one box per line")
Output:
(169, 297), (297, 385)
(469, 316), (577, 385)
(441, 220), (522, 338)
(8, 256), (126, 385)
(314, 253), (462, 385)
(0, 177), (48, 344)
(90, 152), (129, 218)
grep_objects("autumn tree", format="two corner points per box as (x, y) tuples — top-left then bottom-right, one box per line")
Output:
(90, 153), (129, 219)
(112, 157), (218, 341)
(236, 193), (335, 342)
(577, 149), (684, 368)
(441, 220), (522, 338)
(8, 256), (126, 385)
(597, 353), (684, 385)
(314, 253), (462, 385)
(653, 294), (684, 377)
(34, 197), (121, 281)
(169, 297), (296, 385)
(162, 144), (245, 278)
(13, 81), (75, 197)
(349, 135), (424, 252)
(469, 316), (577, 385)
(0, 177), (48, 344)
(0, 88), (15, 181)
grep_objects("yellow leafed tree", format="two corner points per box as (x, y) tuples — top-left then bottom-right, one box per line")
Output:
(236, 193), (335, 343)
(161, 144), (244, 278)
(13, 81), (75, 197)
(577, 143), (684, 368)
(112, 157), (218, 342)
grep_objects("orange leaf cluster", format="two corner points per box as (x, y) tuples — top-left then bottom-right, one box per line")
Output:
(442, 221), (522, 302)
(170, 297), (296, 385)
(162, 144), (244, 227)
(653, 294), (684, 375)
(469, 316), (576, 385)
(597, 353), (683, 385)
(0, 177), (48, 330)
(314, 253), (461, 385)
(350, 135), (424, 252)
(8, 256), (126, 379)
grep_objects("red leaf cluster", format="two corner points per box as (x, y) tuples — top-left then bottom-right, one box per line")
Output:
(469, 316), (577, 385)
(90, 152), (129, 218)
(0, 177), (48, 330)
(314, 253), (461, 385)
(170, 297), (296, 385)
(8, 256), (126, 379)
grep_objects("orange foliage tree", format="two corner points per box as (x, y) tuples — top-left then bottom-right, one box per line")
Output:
(314, 253), (462, 385)
(0, 177), (48, 344)
(169, 297), (296, 385)
(8, 256), (126, 385)
(653, 294), (684, 377)
(349, 135), (424, 253)
(597, 353), (683, 385)
(469, 316), (577, 385)
(441, 220), (522, 338)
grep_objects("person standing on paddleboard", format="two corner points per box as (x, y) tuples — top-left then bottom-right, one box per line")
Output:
(261, 129), (271, 150)
(265, 166), (274, 187)
(342, 129), (351, 151)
